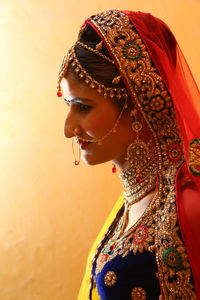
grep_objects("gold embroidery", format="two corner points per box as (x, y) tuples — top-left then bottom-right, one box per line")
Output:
(87, 10), (196, 298)
(155, 167), (197, 299)
(95, 196), (157, 275)
(188, 139), (200, 176)
(89, 10), (182, 167)
(104, 271), (117, 286)
(131, 287), (147, 299)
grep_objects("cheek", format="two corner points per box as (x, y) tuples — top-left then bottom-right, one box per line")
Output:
(84, 111), (118, 137)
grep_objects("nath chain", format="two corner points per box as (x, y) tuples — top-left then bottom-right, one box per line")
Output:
(72, 137), (81, 165)
(75, 98), (128, 145)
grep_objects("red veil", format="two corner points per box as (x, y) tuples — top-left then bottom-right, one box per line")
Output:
(123, 11), (200, 296)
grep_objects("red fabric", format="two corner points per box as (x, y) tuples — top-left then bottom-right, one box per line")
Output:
(123, 11), (200, 297)
(123, 11), (200, 160)
(176, 164), (200, 296)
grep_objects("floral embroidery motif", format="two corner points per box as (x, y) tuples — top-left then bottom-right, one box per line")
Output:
(123, 41), (142, 60)
(163, 248), (183, 269)
(167, 143), (183, 162)
(165, 269), (195, 299)
(150, 95), (166, 112)
(134, 225), (148, 245)
(188, 138), (200, 176)
(104, 271), (117, 286)
(131, 287), (147, 299)
(103, 239), (115, 255)
(95, 203), (156, 275)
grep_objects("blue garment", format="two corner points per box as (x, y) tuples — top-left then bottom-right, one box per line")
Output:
(94, 251), (160, 299)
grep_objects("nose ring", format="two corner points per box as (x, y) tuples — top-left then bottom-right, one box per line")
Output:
(73, 128), (81, 136)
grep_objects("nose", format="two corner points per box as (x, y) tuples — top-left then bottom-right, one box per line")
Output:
(63, 112), (81, 138)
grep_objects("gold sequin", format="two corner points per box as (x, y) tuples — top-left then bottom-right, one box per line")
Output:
(131, 287), (147, 299)
(104, 271), (117, 286)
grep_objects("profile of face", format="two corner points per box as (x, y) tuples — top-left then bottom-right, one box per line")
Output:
(61, 71), (135, 170)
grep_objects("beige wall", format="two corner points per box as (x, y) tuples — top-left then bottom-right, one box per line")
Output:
(1, 0), (199, 299)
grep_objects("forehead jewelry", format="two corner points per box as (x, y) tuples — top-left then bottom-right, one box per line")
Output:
(57, 44), (129, 101)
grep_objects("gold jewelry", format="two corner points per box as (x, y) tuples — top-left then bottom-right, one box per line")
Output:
(72, 136), (81, 165)
(57, 46), (129, 100)
(73, 127), (81, 136)
(57, 53), (70, 97)
(122, 110), (158, 202)
(119, 191), (158, 237)
(75, 98), (128, 146)
(126, 112), (154, 172)
(76, 41), (114, 64)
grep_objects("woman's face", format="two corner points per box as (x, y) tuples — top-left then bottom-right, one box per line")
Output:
(61, 72), (135, 170)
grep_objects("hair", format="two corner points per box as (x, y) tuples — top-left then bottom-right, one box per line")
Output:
(68, 25), (132, 109)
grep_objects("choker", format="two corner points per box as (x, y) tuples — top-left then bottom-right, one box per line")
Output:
(119, 159), (158, 207)
(117, 162), (158, 237)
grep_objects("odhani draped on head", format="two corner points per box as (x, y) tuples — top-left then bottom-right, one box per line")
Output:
(58, 9), (200, 300)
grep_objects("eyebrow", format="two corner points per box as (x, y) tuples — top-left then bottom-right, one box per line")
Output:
(64, 97), (94, 103)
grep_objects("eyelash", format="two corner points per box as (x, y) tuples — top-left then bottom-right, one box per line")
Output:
(65, 101), (91, 113)
(77, 103), (91, 112)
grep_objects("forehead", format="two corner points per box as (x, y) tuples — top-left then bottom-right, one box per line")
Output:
(61, 73), (106, 103)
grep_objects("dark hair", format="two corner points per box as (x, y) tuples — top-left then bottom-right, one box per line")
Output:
(76, 26), (124, 88)
(68, 25), (132, 108)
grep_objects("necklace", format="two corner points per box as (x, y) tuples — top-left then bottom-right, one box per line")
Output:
(119, 163), (157, 206)
(118, 191), (158, 237)
(117, 165), (158, 237)
(95, 191), (158, 276)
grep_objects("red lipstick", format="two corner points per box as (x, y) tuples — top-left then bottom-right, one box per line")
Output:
(79, 141), (91, 150)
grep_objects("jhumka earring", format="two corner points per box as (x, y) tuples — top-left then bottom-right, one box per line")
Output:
(120, 109), (158, 209)
(125, 109), (154, 184)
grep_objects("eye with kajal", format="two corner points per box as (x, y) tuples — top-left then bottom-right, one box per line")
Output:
(64, 98), (91, 113)
(77, 103), (91, 112)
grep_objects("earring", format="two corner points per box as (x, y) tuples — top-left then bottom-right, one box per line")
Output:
(125, 110), (154, 183)
(112, 163), (117, 173)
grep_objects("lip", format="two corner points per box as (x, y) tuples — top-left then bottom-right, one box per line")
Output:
(78, 140), (92, 150)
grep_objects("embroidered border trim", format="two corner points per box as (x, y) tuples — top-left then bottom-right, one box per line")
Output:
(188, 138), (200, 176)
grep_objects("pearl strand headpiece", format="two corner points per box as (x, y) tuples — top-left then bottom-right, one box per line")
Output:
(57, 43), (129, 101)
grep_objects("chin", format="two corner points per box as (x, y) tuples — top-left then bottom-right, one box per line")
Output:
(81, 154), (109, 166)
(82, 157), (100, 166)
